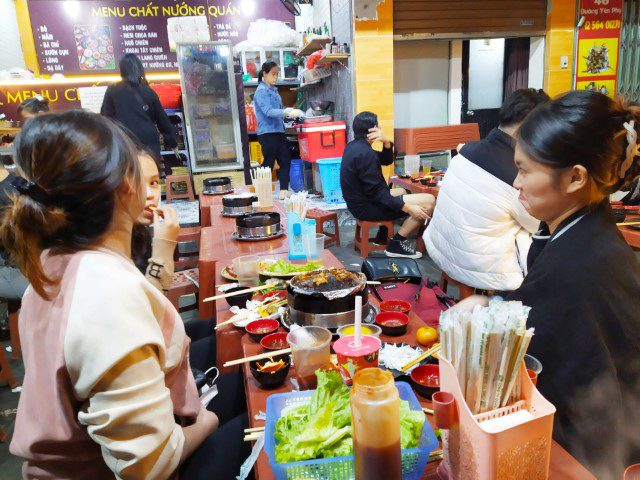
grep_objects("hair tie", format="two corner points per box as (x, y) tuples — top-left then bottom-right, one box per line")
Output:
(620, 120), (638, 179)
(11, 177), (53, 206)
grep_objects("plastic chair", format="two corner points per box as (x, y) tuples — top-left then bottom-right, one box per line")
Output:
(354, 219), (394, 258)
(439, 271), (475, 301)
(166, 268), (199, 315)
(306, 209), (340, 247)
(174, 226), (201, 270)
(165, 174), (195, 203)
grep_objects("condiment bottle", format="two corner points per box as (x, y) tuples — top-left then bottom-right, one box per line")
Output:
(350, 368), (402, 480)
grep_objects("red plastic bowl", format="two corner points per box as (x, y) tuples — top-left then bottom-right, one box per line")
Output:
(410, 364), (440, 399)
(245, 319), (280, 343)
(375, 311), (409, 336)
(379, 299), (411, 315)
(260, 332), (289, 351)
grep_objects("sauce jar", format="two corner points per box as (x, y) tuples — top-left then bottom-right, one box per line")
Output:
(350, 368), (402, 480)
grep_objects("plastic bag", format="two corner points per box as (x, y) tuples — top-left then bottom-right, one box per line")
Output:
(306, 49), (325, 70)
(247, 19), (300, 48)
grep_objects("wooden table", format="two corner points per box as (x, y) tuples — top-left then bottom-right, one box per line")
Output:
(389, 175), (440, 197)
(239, 299), (595, 480)
(214, 250), (343, 373)
(619, 215), (640, 249)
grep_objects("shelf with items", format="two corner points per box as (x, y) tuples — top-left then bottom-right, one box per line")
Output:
(296, 37), (331, 58)
(316, 53), (350, 67)
(291, 80), (324, 92)
(242, 80), (300, 88)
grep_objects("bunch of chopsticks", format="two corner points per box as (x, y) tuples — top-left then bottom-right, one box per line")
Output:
(215, 297), (287, 331)
(251, 166), (272, 186)
(439, 299), (534, 415)
(244, 426), (265, 442)
(284, 191), (309, 220)
(401, 343), (440, 372)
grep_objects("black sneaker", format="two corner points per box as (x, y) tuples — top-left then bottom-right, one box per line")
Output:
(372, 226), (389, 246)
(385, 238), (423, 259)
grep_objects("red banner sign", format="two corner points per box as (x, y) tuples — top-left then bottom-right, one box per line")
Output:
(575, 0), (624, 97)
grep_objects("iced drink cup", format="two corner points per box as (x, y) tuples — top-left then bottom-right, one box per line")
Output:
(287, 326), (332, 390)
(333, 335), (381, 384)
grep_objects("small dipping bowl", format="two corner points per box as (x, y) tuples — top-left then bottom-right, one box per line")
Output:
(380, 299), (411, 315)
(410, 364), (440, 399)
(333, 335), (381, 384)
(250, 355), (291, 389)
(224, 286), (254, 309)
(336, 323), (382, 338)
(245, 318), (280, 343)
(375, 311), (409, 336)
(260, 332), (289, 352)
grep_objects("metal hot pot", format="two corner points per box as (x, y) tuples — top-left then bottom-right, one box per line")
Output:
(235, 212), (281, 238)
(221, 193), (257, 216)
(286, 268), (370, 329)
(202, 177), (233, 195)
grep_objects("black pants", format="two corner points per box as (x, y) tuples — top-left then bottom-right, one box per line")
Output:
(258, 133), (291, 190)
(180, 335), (253, 479)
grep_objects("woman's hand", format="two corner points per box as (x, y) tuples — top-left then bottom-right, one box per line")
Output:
(154, 206), (180, 243)
(449, 294), (490, 313)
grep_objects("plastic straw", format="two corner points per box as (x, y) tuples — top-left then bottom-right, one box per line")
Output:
(354, 295), (362, 347)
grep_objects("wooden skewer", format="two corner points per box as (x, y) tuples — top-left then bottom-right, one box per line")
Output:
(617, 221), (640, 226)
(422, 407), (434, 415)
(401, 343), (441, 372)
(214, 316), (248, 330)
(223, 348), (292, 368)
(204, 284), (267, 302)
(244, 426), (265, 433)
(244, 433), (263, 442)
(366, 281), (381, 285)
(427, 450), (444, 463)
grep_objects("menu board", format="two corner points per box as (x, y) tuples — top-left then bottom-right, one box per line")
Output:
(27, 0), (294, 75)
(575, 0), (623, 97)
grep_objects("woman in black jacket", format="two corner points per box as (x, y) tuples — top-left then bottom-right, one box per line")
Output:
(101, 53), (178, 160)
(451, 90), (640, 478)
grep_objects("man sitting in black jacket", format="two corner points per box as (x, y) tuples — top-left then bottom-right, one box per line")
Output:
(340, 112), (435, 258)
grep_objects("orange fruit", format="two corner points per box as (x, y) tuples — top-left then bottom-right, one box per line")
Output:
(416, 326), (438, 347)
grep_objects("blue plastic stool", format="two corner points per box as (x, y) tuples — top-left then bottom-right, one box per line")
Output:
(289, 159), (304, 192)
(316, 157), (344, 203)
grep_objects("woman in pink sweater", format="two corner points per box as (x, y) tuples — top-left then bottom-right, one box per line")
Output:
(3, 111), (248, 479)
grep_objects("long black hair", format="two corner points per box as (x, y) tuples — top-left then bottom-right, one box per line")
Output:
(258, 61), (278, 83)
(518, 90), (640, 196)
(119, 53), (147, 88)
(17, 95), (50, 116)
(0, 110), (139, 298)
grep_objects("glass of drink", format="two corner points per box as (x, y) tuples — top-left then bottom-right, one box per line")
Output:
(232, 255), (260, 286)
(287, 326), (332, 390)
(422, 158), (433, 174)
(303, 233), (326, 260)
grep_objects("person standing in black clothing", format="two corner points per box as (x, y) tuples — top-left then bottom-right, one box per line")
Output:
(101, 54), (178, 161)
(340, 111), (435, 258)
(451, 90), (640, 478)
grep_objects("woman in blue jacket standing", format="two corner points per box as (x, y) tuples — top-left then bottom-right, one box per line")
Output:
(253, 61), (303, 192)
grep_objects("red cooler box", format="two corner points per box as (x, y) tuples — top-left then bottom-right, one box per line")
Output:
(297, 121), (346, 162)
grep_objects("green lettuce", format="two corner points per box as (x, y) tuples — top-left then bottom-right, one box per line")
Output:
(273, 370), (426, 464)
(264, 259), (323, 275)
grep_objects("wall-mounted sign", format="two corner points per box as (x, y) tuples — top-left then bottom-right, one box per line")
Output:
(575, 0), (623, 97)
(27, 0), (294, 75)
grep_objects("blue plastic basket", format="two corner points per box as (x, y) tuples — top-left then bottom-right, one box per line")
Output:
(316, 157), (344, 204)
(264, 382), (438, 480)
(290, 159), (305, 192)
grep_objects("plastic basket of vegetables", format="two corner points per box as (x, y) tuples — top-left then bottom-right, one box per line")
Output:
(264, 370), (438, 480)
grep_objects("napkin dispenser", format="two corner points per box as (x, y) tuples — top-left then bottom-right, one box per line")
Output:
(433, 357), (556, 480)
(287, 212), (316, 260)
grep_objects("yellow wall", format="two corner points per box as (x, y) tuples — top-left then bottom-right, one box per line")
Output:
(544, 0), (577, 97)
(14, 0), (39, 75)
(353, 0), (394, 177)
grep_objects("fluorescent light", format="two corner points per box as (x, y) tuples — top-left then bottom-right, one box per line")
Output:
(63, 0), (81, 18)
(240, 0), (256, 15)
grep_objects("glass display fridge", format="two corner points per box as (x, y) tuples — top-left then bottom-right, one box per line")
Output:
(176, 41), (244, 172)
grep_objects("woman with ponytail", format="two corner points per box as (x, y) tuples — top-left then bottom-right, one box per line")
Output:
(253, 61), (303, 194)
(5, 111), (248, 479)
(451, 90), (640, 477)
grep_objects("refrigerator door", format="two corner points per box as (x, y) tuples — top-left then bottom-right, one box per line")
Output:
(177, 41), (244, 172)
